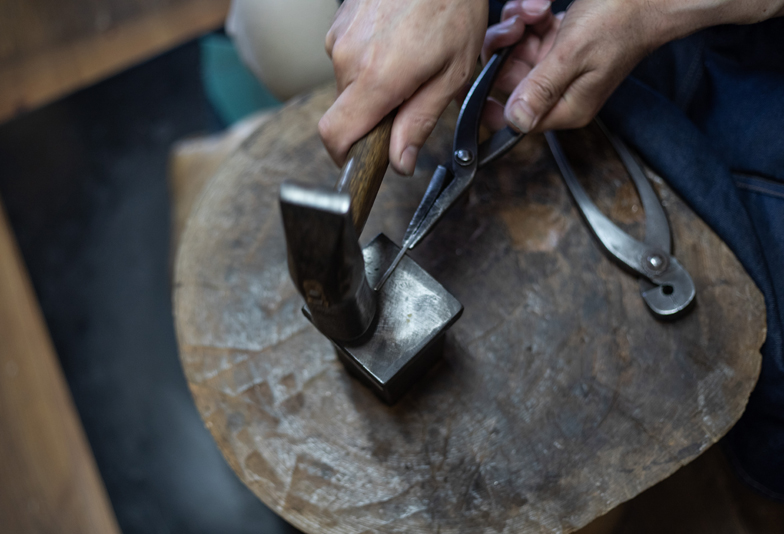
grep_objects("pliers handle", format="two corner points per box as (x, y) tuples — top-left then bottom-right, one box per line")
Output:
(403, 47), (524, 249)
(545, 123), (696, 318)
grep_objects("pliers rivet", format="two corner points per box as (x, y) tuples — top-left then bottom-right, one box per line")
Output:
(455, 149), (474, 166)
(645, 253), (666, 272)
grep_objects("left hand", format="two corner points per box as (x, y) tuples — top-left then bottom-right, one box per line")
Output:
(483, 0), (784, 134)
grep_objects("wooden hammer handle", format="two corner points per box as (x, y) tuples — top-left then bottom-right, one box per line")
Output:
(335, 113), (395, 234)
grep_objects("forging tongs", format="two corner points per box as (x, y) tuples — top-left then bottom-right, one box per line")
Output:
(377, 48), (696, 319)
(545, 124), (696, 318)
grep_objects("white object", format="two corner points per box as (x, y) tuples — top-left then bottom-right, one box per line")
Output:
(227, 0), (339, 101)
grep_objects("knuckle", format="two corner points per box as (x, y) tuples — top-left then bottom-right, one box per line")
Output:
(329, 40), (352, 70)
(407, 114), (439, 140)
(325, 29), (336, 57)
(359, 48), (389, 83)
(445, 59), (475, 91)
(317, 116), (332, 143)
(455, 62), (475, 87)
(527, 75), (560, 105)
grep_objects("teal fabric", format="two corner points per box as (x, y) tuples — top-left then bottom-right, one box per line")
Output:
(200, 34), (280, 125)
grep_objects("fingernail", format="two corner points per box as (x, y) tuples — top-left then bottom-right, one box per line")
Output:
(499, 15), (521, 31)
(508, 98), (537, 133)
(521, 0), (550, 16)
(400, 145), (419, 176)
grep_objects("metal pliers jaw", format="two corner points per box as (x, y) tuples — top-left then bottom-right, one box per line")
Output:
(403, 47), (524, 249)
(545, 122), (696, 319)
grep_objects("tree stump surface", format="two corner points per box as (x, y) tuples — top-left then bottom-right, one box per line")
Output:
(174, 86), (765, 534)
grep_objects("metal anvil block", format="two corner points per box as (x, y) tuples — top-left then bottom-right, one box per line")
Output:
(305, 234), (463, 404)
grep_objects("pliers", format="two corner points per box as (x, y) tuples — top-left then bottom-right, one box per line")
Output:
(375, 47), (523, 288)
(545, 124), (695, 318)
(378, 47), (696, 319)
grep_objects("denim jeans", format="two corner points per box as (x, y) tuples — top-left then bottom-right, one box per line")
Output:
(488, 3), (784, 498)
(598, 20), (784, 499)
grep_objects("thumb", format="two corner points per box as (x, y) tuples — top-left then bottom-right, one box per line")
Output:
(505, 50), (575, 133)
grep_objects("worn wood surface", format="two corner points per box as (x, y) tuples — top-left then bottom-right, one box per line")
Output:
(0, 0), (230, 123)
(174, 86), (766, 534)
(0, 199), (120, 533)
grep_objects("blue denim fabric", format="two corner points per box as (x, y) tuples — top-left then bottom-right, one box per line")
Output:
(489, 2), (783, 496)
(599, 20), (784, 498)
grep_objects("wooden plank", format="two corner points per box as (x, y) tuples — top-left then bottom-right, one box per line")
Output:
(173, 86), (765, 533)
(0, 198), (120, 533)
(0, 0), (231, 123)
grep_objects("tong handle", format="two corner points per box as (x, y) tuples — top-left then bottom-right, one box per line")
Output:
(335, 113), (395, 234)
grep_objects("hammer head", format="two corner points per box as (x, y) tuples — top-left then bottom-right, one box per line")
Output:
(304, 234), (463, 404)
(280, 182), (376, 341)
(280, 184), (463, 404)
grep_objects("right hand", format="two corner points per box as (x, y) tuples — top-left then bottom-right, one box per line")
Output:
(318, 0), (554, 176)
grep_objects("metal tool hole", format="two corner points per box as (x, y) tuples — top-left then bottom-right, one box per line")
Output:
(662, 285), (674, 295)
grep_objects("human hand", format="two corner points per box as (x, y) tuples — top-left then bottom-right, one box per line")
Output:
(318, 0), (552, 175)
(483, 0), (784, 134)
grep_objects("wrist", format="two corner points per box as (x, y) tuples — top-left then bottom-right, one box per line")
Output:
(644, 0), (784, 47)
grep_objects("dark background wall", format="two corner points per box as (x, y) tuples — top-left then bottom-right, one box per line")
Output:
(0, 39), (300, 534)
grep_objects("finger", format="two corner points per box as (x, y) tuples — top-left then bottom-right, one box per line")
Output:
(508, 31), (541, 66)
(504, 43), (578, 133)
(319, 77), (401, 166)
(533, 86), (597, 132)
(481, 96), (508, 131)
(481, 15), (526, 64)
(502, 0), (553, 32)
(325, 0), (353, 58)
(493, 57), (533, 95)
(501, 0), (523, 21)
(390, 72), (461, 175)
(484, 0), (554, 63)
(534, 69), (622, 132)
(325, 22), (338, 58)
(537, 12), (564, 60)
(330, 38), (357, 94)
(510, 11), (561, 66)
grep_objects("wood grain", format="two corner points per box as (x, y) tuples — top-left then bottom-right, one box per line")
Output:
(335, 113), (395, 233)
(174, 86), (765, 534)
(0, 199), (119, 533)
(0, 0), (231, 124)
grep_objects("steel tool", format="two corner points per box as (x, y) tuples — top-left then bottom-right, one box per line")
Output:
(279, 113), (464, 404)
(280, 49), (517, 403)
(375, 47), (525, 289)
(545, 122), (696, 318)
(281, 42), (693, 404)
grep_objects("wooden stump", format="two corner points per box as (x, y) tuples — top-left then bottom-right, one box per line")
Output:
(174, 86), (765, 534)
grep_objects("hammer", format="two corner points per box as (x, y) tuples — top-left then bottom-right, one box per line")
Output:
(280, 115), (463, 404)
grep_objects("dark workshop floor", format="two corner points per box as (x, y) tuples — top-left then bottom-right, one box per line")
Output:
(0, 34), (782, 534)
(0, 40), (299, 534)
